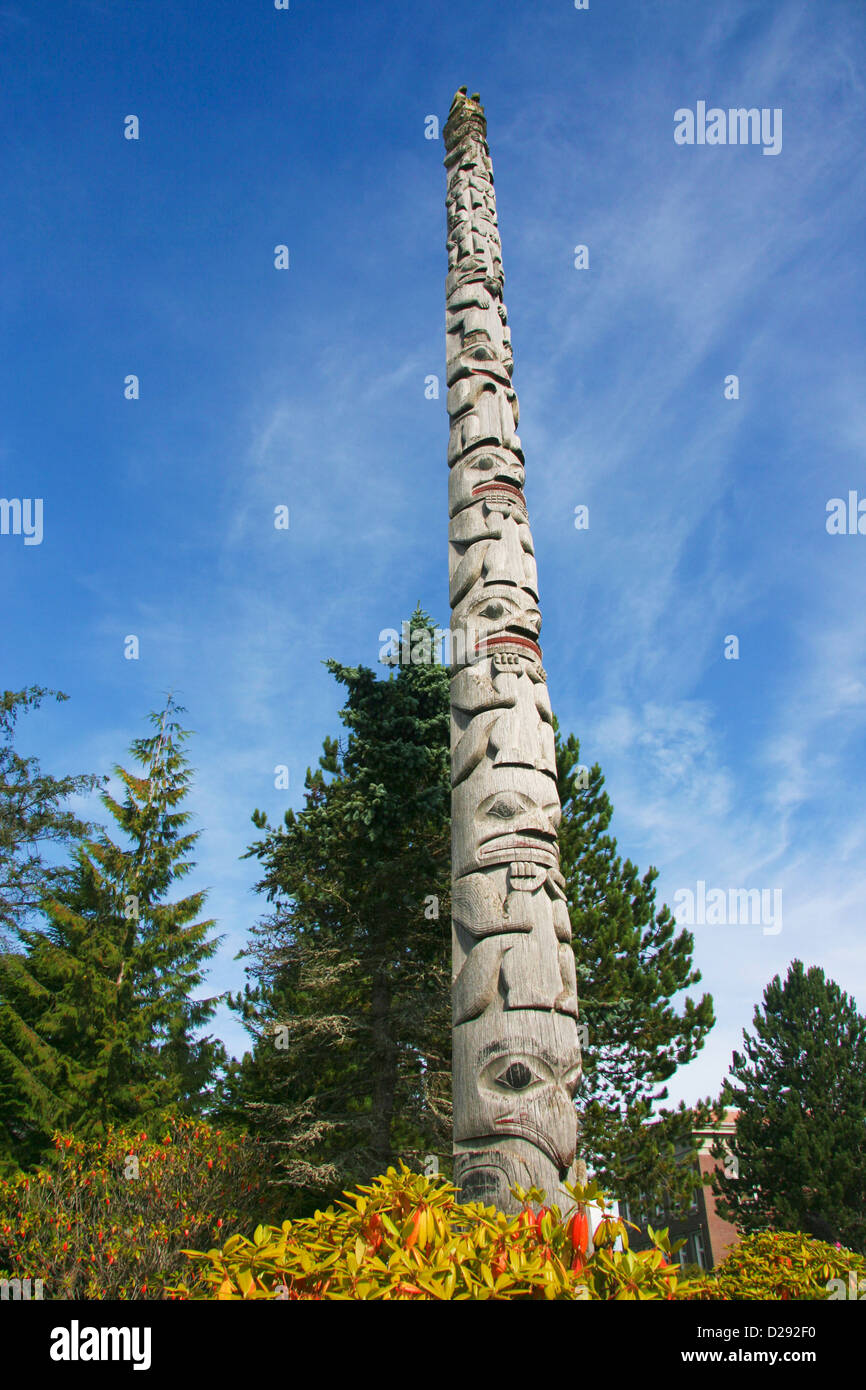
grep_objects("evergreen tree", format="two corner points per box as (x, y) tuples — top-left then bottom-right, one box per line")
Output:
(222, 610), (451, 1209)
(226, 621), (715, 1216)
(0, 687), (103, 947)
(0, 698), (224, 1170)
(712, 960), (866, 1253)
(556, 728), (715, 1213)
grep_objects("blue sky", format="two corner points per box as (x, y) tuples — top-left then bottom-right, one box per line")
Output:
(2, 0), (864, 1110)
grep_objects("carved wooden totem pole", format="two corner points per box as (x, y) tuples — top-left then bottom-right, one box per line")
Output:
(445, 89), (583, 1214)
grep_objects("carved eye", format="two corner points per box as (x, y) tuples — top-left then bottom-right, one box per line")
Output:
(477, 601), (506, 619)
(485, 795), (524, 819)
(498, 1062), (534, 1091)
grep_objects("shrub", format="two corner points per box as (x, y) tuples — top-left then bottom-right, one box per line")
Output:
(170, 1165), (708, 1301)
(692, 1230), (866, 1301)
(0, 1117), (265, 1299)
(12, 1143), (853, 1302)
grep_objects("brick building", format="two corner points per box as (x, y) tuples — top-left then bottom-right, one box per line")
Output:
(619, 1110), (740, 1270)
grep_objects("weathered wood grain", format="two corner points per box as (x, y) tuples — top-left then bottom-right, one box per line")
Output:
(445, 89), (583, 1214)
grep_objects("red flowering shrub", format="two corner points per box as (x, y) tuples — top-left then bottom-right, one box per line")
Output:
(0, 1118), (265, 1300)
(170, 1167), (708, 1301)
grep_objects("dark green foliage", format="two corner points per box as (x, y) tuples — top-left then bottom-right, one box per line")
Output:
(556, 726), (715, 1213)
(225, 619), (714, 1218)
(223, 610), (452, 1212)
(0, 698), (224, 1170)
(712, 960), (866, 1253)
(0, 687), (103, 945)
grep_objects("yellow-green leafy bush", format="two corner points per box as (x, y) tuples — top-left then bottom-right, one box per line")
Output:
(171, 1164), (707, 1301)
(689, 1230), (866, 1301)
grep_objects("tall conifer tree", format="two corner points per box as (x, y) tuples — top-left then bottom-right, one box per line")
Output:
(713, 960), (866, 1253)
(0, 698), (223, 1169)
(556, 728), (715, 1211)
(223, 610), (451, 1208)
(226, 619), (715, 1215)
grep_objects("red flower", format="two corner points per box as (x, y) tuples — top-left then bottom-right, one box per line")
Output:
(404, 1209), (423, 1251)
(568, 1210), (590, 1255)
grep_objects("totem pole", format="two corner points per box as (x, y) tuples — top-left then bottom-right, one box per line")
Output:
(445, 88), (583, 1213)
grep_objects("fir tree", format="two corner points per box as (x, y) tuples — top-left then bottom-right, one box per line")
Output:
(556, 727), (715, 1213)
(713, 960), (866, 1253)
(0, 687), (103, 947)
(223, 609), (451, 1209)
(0, 698), (224, 1169)
(226, 620), (715, 1216)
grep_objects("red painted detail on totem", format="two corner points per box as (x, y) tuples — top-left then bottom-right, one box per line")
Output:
(471, 481), (527, 507)
(480, 634), (542, 660)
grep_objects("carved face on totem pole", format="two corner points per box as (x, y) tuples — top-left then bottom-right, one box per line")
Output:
(448, 446), (526, 517)
(452, 766), (558, 877)
(449, 495), (540, 661)
(453, 1015), (581, 1171)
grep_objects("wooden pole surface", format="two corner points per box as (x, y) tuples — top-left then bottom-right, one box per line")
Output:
(445, 89), (583, 1213)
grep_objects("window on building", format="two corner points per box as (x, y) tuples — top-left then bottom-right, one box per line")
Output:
(692, 1230), (707, 1270)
